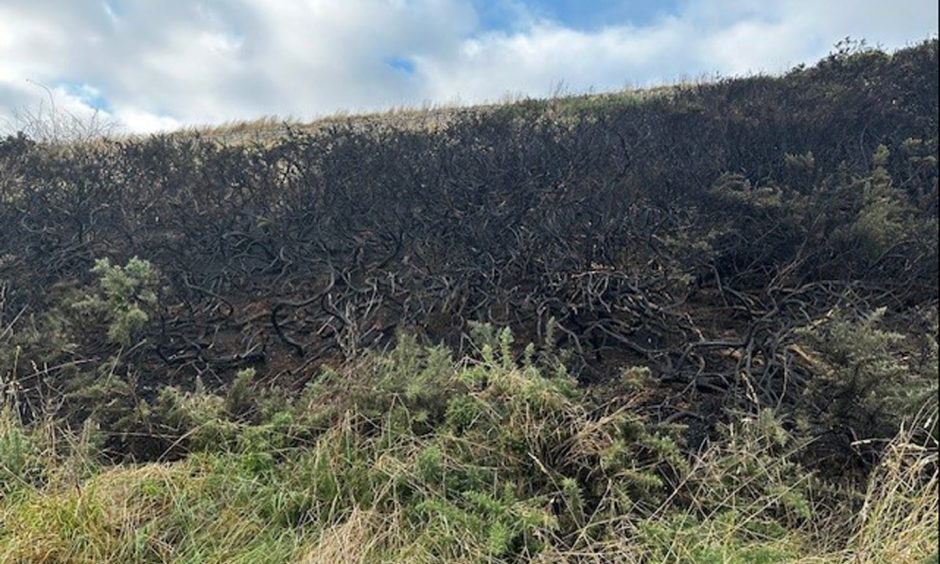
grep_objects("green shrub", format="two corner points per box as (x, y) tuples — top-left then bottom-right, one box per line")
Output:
(839, 145), (915, 262)
(1, 334), (937, 562)
(72, 257), (159, 346)
(0, 408), (47, 497)
(796, 307), (939, 439)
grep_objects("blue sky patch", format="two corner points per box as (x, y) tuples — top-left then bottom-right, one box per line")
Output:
(59, 82), (112, 112)
(473, 0), (682, 31)
(384, 56), (417, 75)
(102, 0), (124, 22)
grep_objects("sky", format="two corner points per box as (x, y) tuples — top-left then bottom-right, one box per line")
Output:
(0, 0), (937, 134)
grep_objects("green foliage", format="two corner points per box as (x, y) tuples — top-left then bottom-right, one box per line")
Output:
(709, 173), (785, 211)
(0, 408), (103, 501)
(224, 368), (256, 420)
(72, 257), (159, 346)
(796, 307), (939, 439)
(637, 513), (802, 563)
(1, 330), (677, 559)
(691, 410), (814, 520)
(1, 334), (936, 562)
(0, 408), (47, 497)
(838, 145), (914, 261)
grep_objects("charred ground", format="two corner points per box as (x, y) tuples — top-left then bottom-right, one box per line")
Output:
(1, 41), (937, 462)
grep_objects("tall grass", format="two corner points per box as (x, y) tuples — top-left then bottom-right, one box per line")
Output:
(2, 333), (935, 562)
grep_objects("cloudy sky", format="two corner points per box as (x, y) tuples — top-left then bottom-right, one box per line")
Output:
(1, 0), (936, 133)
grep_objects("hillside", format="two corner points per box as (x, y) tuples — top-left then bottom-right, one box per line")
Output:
(1, 41), (938, 562)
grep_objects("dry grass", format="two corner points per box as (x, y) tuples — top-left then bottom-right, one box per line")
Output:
(837, 413), (938, 563)
(2, 334), (936, 563)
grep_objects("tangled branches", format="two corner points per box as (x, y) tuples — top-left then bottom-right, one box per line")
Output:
(0, 41), (936, 461)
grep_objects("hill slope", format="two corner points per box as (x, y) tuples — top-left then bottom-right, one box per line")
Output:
(0, 40), (937, 562)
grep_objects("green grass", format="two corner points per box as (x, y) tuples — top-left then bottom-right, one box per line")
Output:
(2, 331), (936, 563)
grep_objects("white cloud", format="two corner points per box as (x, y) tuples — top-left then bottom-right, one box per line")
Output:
(419, 0), (938, 103)
(0, 0), (936, 134)
(114, 108), (181, 133)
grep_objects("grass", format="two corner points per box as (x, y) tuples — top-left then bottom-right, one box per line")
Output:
(121, 78), (689, 146)
(837, 415), (939, 563)
(2, 331), (936, 563)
